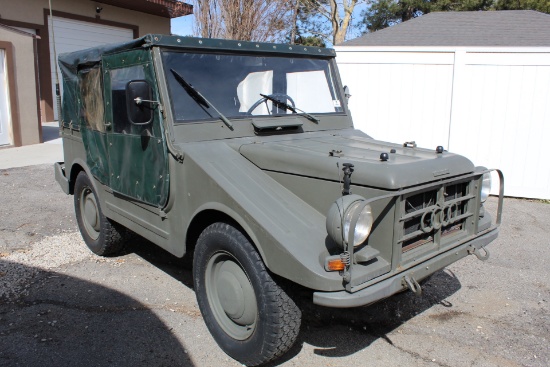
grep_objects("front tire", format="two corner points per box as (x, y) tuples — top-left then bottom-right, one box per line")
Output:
(74, 171), (126, 256)
(193, 222), (301, 366)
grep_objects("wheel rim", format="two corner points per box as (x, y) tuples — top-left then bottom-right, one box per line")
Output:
(80, 186), (100, 240)
(205, 251), (258, 340)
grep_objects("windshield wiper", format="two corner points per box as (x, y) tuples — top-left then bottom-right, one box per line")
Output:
(170, 68), (234, 130)
(260, 93), (319, 123)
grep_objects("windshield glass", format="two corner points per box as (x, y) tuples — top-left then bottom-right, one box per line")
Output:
(161, 51), (343, 123)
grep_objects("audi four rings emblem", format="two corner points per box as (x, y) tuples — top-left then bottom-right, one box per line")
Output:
(420, 203), (459, 232)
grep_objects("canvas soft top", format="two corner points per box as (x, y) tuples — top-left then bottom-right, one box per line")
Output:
(58, 34), (336, 77)
(58, 36), (149, 77)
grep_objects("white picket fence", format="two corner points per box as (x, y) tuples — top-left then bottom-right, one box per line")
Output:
(335, 46), (550, 199)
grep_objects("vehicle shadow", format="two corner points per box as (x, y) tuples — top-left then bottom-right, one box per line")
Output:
(125, 237), (462, 365)
(0, 259), (195, 367)
(272, 269), (461, 364)
(125, 236), (194, 290)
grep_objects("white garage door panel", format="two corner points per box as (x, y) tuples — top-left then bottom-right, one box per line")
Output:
(449, 64), (550, 199)
(337, 51), (454, 65)
(465, 52), (550, 66)
(48, 16), (133, 120)
(340, 62), (453, 149)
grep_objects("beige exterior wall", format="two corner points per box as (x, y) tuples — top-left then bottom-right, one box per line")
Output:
(0, 28), (40, 146)
(0, 0), (170, 36)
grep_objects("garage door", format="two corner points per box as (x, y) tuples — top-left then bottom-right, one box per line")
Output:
(0, 49), (11, 146)
(48, 16), (134, 120)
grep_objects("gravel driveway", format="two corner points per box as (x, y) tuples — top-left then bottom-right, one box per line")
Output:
(1, 164), (548, 367)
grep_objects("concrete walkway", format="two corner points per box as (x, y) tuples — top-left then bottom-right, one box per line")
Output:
(0, 122), (63, 170)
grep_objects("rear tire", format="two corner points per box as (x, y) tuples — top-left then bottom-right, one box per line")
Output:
(74, 171), (126, 256)
(193, 222), (301, 366)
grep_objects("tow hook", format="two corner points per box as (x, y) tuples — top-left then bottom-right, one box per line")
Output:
(468, 245), (490, 261)
(403, 275), (422, 297)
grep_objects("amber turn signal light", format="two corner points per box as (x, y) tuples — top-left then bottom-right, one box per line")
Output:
(326, 258), (346, 271)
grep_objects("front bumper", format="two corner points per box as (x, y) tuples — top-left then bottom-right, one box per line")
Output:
(313, 227), (498, 308)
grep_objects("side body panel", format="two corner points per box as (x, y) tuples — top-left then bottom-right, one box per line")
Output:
(84, 138), (346, 291)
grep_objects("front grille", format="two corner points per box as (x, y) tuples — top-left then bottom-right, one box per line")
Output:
(441, 181), (469, 238)
(400, 180), (474, 253)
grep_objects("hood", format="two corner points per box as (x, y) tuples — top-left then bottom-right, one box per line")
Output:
(239, 131), (474, 190)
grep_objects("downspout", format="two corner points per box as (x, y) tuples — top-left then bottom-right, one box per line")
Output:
(32, 35), (43, 142)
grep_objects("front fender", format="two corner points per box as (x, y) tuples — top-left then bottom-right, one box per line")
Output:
(187, 201), (266, 262)
(183, 142), (343, 291)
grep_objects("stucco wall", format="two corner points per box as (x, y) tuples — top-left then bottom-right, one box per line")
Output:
(0, 0), (170, 36)
(0, 28), (40, 146)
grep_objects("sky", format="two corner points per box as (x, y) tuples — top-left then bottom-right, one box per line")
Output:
(170, 3), (369, 41)
(171, 14), (195, 36)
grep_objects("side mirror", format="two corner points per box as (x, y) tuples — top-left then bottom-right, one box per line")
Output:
(126, 80), (154, 125)
(343, 85), (351, 102)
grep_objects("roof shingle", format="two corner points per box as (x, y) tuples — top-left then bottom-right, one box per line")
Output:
(341, 10), (550, 47)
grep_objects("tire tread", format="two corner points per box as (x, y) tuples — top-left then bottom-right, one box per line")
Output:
(194, 222), (301, 366)
(74, 172), (126, 256)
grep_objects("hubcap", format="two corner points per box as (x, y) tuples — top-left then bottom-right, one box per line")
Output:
(205, 252), (258, 340)
(80, 187), (100, 240)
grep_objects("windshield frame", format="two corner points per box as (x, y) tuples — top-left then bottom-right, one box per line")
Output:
(160, 49), (345, 125)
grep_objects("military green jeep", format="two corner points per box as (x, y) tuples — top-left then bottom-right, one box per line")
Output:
(55, 34), (503, 366)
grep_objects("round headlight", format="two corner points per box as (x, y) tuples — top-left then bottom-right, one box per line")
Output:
(480, 172), (492, 202)
(343, 201), (373, 246)
(326, 195), (373, 248)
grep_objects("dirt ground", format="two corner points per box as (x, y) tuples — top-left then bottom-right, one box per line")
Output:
(1, 164), (548, 367)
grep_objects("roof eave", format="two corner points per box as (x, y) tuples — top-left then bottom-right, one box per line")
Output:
(95, 0), (193, 19)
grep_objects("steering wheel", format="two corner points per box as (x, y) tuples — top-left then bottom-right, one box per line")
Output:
(247, 93), (296, 115)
